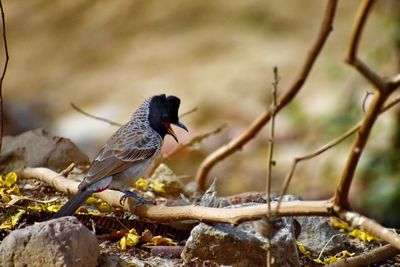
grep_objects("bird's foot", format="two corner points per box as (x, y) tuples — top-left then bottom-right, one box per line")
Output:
(119, 191), (153, 208)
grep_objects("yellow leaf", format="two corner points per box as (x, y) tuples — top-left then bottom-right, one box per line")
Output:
(350, 229), (378, 243)
(330, 218), (351, 231)
(27, 204), (45, 211)
(150, 180), (166, 193)
(47, 205), (61, 212)
(98, 202), (112, 213)
(296, 241), (311, 257)
(134, 178), (149, 190)
(85, 196), (98, 205)
(0, 188), (11, 203)
(120, 236), (127, 251)
(0, 209), (26, 229)
(147, 236), (177, 246)
(119, 228), (140, 250)
(6, 185), (20, 195)
(4, 172), (17, 188)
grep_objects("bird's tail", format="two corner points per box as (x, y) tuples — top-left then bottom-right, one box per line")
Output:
(52, 189), (93, 219)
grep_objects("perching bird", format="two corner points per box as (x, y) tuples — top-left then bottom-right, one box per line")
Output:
(52, 94), (187, 218)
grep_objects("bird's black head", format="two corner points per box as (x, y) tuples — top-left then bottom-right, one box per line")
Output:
(148, 94), (188, 142)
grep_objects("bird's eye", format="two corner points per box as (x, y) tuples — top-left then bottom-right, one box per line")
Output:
(162, 114), (169, 122)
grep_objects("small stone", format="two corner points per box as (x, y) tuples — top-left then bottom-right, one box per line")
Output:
(0, 216), (100, 267)
(150, 164), (185, 196)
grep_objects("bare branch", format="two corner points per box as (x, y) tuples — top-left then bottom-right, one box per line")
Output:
(337, 209), (400, 250)
(345, 0), (388, 92)
(195, 0), (338, 190)
(180, 107), (198, 118)
(18, 167), (333, 224)
(70, 102), (123, 127)
(0, 0), (9, 155)
(334, 0), (397, 207)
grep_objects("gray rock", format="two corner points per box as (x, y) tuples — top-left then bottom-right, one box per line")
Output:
(0, 216), (100, 267)
(296, 216), (348, 257)
(150, 164), (185, 196)
(182, 219), (299, 267)
(0, 128), (89, 172)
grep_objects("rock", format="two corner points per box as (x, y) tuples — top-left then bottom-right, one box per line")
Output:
(182, 220), (299, 267)
(0, 128), (89, 173)
(150, 164), (185, 196)
(296, 216), (348, 257)
(0, 216), (100, 267)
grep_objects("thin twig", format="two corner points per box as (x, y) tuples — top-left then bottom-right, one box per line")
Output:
(266, 67), (278, 214)
(362, 92), (373, 113)
(70, 102), (123, 127)
(0, 0), (9, 155)
(180, 107), (198, 118)
(146, 124), (226, 176)
(195, 0), (338, 190)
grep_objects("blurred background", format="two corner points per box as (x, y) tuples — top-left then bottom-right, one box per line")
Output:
(2, 0), (400, 226)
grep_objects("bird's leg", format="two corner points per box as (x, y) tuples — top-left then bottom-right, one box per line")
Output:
(119, 190), (153, 207)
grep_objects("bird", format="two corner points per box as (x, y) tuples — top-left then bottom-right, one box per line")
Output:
(52, 94), (188, 218)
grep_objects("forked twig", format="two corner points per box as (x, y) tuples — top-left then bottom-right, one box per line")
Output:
(195, 0), (338, 190)
(0, 0), (9, 154)
(334, 0), (400, 208)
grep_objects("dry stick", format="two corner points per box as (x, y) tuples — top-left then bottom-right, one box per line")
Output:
(195, 0), (338, 190)
(277, 95), (400, 210)
(0, 0), (8, 155)
(334, 0), (400, 208)
(70, 102), (123, 127)
(265, 66), (278, 267)
(147, 124), (226, 176)
(336, 209), (400, 250)
(266, 67), (278, 214)
(328, 244), (398, 267)
(18, 167), (333, 224)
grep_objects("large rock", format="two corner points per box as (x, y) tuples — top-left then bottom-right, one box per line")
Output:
(0, 128), (89, 172)
(0, 216), (99, 267)
(182, 219), (299, 267)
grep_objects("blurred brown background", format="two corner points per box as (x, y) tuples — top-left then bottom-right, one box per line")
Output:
(2, 1), (400, 225)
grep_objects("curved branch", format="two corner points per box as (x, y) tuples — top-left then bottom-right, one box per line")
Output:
(195, 0), (338, 190)
(18, 167), (333, 224)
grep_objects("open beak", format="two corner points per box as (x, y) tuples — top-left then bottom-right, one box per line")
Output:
(166, 124), (179, 143)
(175, 121), (188, 132)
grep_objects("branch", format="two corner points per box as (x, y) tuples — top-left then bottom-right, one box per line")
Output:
(0, 0), (9, 155)
(70, 102), (123, 127)
(147, 124), (226, 176)
(278, 94), (400, 210)
(195, 0), (338, 190)
(345, 0), (388, 92)
(337, 209), (400, 250)
(18, 167), (333, 224)
(329, 244), (398, 267)
(334, 0), (398, 207)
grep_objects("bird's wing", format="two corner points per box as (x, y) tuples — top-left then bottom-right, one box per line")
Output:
(78, 126), (159, 190)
